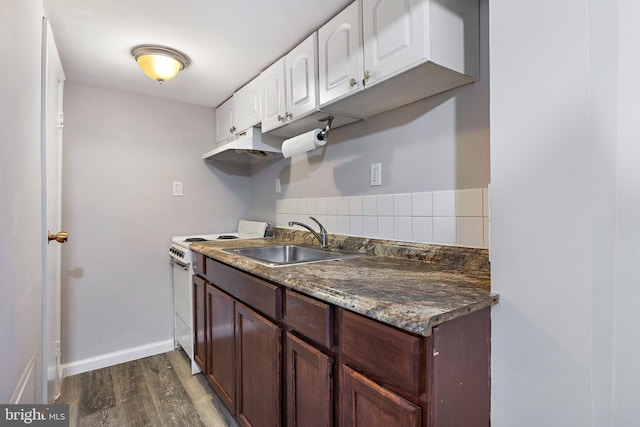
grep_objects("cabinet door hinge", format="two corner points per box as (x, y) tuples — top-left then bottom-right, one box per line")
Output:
(57, 112), (64, 129)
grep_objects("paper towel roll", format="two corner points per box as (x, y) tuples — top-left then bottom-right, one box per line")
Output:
(282, 128), (326, 158)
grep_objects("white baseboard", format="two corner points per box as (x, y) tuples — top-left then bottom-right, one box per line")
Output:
(61, 339), (175, 377)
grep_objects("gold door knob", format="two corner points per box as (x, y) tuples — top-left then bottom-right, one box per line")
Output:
(48, 231), (68, 243)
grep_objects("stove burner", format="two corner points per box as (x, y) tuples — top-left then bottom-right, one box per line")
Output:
(217, 235), (239, 240)
(184, 237), (208, 242)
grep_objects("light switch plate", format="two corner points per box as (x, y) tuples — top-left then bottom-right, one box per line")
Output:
(172, 181), (183, 197)
(370, 163), (382, 186)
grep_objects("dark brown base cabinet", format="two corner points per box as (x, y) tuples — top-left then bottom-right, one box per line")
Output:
(193, 253), (490, 427)
(286, 332), (333, 427)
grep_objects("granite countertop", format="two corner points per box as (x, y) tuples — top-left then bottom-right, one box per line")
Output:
(190, 228), (498, 337)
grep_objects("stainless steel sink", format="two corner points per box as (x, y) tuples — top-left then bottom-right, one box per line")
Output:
(222, 245), (362, 267)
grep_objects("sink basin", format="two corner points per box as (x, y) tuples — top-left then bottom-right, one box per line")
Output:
(222, 245), (362, 267)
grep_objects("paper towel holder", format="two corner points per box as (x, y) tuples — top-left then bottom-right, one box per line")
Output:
(318, 116), (334, 141)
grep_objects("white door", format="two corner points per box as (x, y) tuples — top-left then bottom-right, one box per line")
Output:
(285, 32), (318, 120)
(42, 18), (66, 403)
(319, 1), (364, 106)
(362, 0), (427, 87)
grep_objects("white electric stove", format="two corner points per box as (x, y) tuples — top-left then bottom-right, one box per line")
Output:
(169, 220), (269, 374)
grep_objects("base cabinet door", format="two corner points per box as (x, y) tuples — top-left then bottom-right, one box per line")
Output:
(285, 332), (333, 427)
(340, 365), (421, 427)
(236, 303), (282, 427)
(193, 275), (207, 372)
(206, 285), (236, 415)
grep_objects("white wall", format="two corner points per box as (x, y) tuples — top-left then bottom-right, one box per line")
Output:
(60, 83), (251, 370)
(0, 0), (45, 403)
(613, 0), (640, 424)
(248, 0), (490, 221)
(490, 0), (638, 425)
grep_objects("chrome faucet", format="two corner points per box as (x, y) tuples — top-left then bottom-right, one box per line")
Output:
(289, 216), (328, 249)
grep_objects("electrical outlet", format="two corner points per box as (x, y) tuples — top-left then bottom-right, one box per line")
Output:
(370, 163), (382, 186)
(172, 181), (183, 197)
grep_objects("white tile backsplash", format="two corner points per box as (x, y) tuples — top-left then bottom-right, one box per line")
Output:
(316, 198), (327, 216)
(277, 187), (488, 248)
(412, 217), (433, 242)
(363, 216), (378, 237)
(378, 216), (394, 239)
(433, 190), (456, 217)
(349, 216), (363, 236)
(337, 215), (350, 234)
(363, 196), (377, 216)
(349, 196), (363, 216)
(456, 188), (483, 217)
(326, 198), (338, 215)
(377, 195), (394, 216)
(337, 198), (350, 216)
(433, 217), (457, 244)
(412, 192), (433, 216)
(325, 215), (338, 232)
(394, 217), (413, 241)
(457, 217), (484, 247)
(393, 193), (412, 216)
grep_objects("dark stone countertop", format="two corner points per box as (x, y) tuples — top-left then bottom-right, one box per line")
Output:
(190, 228), (498, 337)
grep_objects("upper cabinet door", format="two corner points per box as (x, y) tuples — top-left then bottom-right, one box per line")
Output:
(261, 58), (287, 132)
(215, 97), (235, 146)
(234, 76), (262, 133)
(318, 1), (364, 107)
(362, 0), (427, 88)
(285, 32), (318, 121)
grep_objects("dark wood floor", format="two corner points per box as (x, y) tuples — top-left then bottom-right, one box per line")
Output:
(56, 350), (238, 427)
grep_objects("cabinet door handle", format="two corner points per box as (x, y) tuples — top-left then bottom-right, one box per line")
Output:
(277, 114), (285, 122)
(285, 112), (292, 120)
(363, 70), (371, 86)
(349, 78), (357, 87)
(229, 125), (236, 133)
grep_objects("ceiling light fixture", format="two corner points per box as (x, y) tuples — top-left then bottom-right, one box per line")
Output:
(131, 45), (190, 83)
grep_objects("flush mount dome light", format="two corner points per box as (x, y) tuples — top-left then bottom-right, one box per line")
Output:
(131, 45), (190, 83)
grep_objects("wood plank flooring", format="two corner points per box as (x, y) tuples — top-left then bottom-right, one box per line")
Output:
(56, 350), (238, 427)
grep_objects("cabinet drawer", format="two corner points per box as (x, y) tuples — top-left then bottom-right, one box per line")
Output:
(340, 309), (423, 397)
(193, 252), (205, 277)
(285, 290), (332, 350)
(206, 258), (281, 321)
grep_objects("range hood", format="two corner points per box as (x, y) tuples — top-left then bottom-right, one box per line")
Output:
(202, 127), (283, 165)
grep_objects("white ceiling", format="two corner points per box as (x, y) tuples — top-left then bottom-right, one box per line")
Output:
(42, 0), (352, 108)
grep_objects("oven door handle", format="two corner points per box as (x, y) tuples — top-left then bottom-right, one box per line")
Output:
(170, 259), (190, 271)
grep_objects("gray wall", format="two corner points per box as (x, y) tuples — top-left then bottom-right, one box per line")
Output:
(60, 83), (251, 367)
(249, 0), (489, 221)
(0, 0), (46, 403)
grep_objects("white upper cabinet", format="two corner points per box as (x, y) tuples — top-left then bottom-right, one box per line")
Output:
(215, 97), (234, 146)
(318, 1), (364, 107)
(321, 0), (478, 119)
(362, 0), (427, 87)
(286, 33), (319, 121)
(215, 75), (263, 146)
(262, 33), (319, 133)
(234, 76), (262, 133)
(260, 58), (287, 132)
